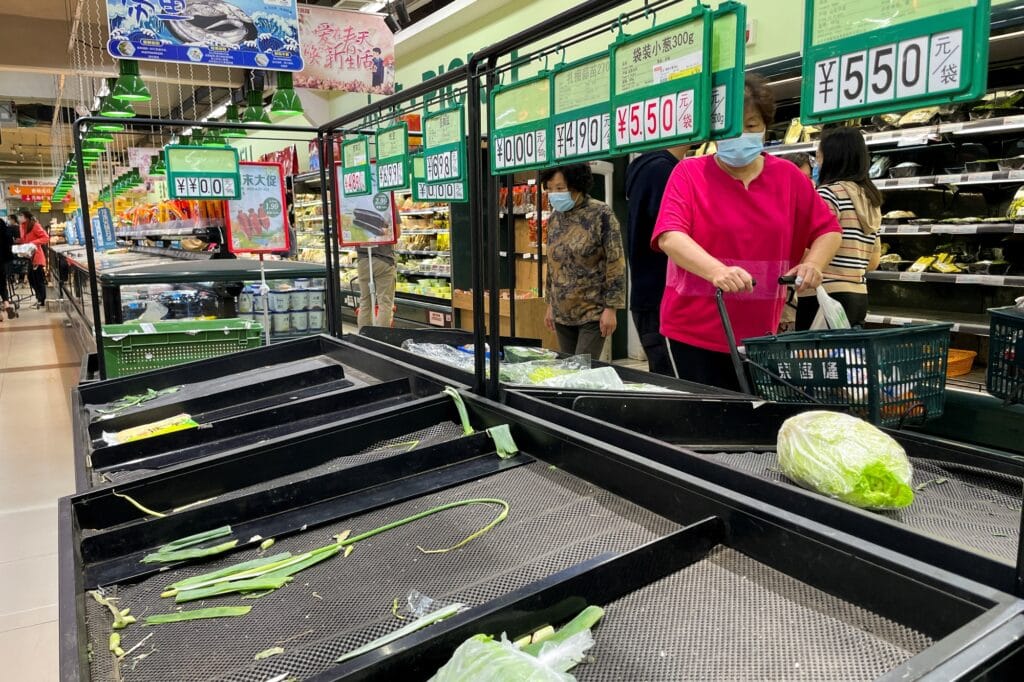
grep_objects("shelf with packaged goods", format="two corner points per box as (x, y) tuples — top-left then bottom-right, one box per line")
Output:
(867, 271), (1024, 287)
(395, 249), (447, 256)
(874, 170), (1024, 190)
(864, 307), (991, 336)
(398, 269), (451, 278)
(879, 223), (1024, 236)
(766, 114), (1024, 156)
(400, 208), (449, 216)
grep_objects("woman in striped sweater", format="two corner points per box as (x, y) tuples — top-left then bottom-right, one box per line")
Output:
(796, 128), (882, 329)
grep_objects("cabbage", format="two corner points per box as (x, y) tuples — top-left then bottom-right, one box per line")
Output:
(776, 411), (914, 510)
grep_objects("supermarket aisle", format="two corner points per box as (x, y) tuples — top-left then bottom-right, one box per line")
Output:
(0, 303), (80, 681)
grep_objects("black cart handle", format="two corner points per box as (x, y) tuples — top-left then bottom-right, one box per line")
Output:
(778, 274), (799, 286)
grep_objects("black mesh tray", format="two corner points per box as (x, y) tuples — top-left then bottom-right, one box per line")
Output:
(59, 392), (1024, 681)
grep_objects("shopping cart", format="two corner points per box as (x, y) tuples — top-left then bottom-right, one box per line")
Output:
(986, 305), (1024, 405)
(717, 276), (952, 427)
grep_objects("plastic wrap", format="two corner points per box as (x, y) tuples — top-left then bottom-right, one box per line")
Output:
(620, 382), (684, 394)
(537, 366), (624, 390)
(401, 341), (476, 373)
(809, 287), (851, 330)
(777, 411), (914, 510)
(499, 356), (591, 385)
(429, 632), (594, 682)
(504, 346), (559, 363)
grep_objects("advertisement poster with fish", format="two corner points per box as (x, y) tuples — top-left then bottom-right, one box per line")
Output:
(334, 162), (398, 248)
(225, 162), (291, 254)
(105, 0), (303, 71)
(296, 5), (394, 93)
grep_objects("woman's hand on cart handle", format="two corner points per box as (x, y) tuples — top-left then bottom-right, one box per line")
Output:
(783, 262), (823, 293)
(778, 274), (799, 286)
(710, 265), (754, 293)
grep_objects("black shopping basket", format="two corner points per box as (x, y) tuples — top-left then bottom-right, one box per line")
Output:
(986, 306), (1024, 404)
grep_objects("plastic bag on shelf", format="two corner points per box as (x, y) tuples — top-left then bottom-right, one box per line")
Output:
(401, 341), (476, 373)
(503, 346), (559, 363)
(620, 382), (684, 394)
(498, 356), (591, 385)
(776, 411), (914, 510)
(536, 366), (624, 390)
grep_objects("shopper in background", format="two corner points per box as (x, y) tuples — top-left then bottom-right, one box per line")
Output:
(779, 152), (814, 182)
(540, 163), (626, 359)
(0, 216), (15, 320)
(16, 209), (49, 308)
(796, 127), (882, 329)
(652, 75), (842, 390)
(625, 145), (688, 375)
(355, 243), (397, 329)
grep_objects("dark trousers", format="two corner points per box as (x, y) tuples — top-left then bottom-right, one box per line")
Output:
(631, 308), (674, 376)
(796, 292), (868, 330)
(0, 264), (10, 302)
(669, 339), (744, 393)
(555, 321), (605, 359)
(28, 265), (46, 305)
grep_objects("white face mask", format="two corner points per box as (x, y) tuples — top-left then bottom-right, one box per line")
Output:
(548, 191), (576, 212)
(715, 131), (765, 167)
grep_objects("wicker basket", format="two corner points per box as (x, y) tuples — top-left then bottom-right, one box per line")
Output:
(946, 349), (977, 377)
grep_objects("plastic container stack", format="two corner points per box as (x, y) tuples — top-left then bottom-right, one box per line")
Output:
(237, 277), (327, 337)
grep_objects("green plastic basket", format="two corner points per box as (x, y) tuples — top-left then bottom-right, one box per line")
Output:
(743, 323), (951, 427)
(101, 319), (263, 378)
(986, 306), (1024, 404)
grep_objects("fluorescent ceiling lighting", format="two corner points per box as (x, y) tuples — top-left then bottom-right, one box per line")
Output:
(359, 1), (386, 12)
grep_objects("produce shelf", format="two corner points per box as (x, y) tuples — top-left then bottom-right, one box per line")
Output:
(867, 271), (1024, 287)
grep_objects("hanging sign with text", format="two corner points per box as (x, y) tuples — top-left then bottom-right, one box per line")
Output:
(423, 105), (466, 185)
(341, 136), (372, 197)
(550, 53), (611, 163)
(375, 123), (409, 191)
(800, 0), (991, 124)
(710, 2), (747, 139)
(225, 162), (291, 254)
(410, 154), (465, 203)
(609, 5), (713, 153)
(165, 145), (241, 200)
(489, 73), (550, 173)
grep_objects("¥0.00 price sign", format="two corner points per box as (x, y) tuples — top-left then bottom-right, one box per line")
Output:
(709, 2), (747, 139)
(609, 6), (712, 153)
(165, 145), (241, 200)
(342, 136), (372, 197)
(550, 53), (611, 162)
(490, 74), (550, 173)
(424, 106), (466, 184)
(376, 123), (409, 191)
(801, 0), (990, 124)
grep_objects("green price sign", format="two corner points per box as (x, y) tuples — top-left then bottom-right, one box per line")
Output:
(610, 6), (713, 153)
(800, 0), (990, 124)
(490, 73), (550, 174)
(423, 105), (466, 189)
(165, 145), (241, 199)
(550, 53), (610, 162)
(341, 136), (371, 197)
(710, 2), (747, 139)
(376, 123), (409, 191)
(410, 153), (466, 203)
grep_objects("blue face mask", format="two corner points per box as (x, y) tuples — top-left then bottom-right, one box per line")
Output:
(716, 131), (764, 168)
(811, 164), (821, 184)
(548, 191), (576, 212)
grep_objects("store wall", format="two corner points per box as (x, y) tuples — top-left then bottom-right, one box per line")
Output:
(228, 113), (316, 170)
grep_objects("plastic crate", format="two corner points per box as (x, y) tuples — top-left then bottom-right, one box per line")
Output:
(986, 306), (1024, 403)
(101, 319), (263, 378)
(743, 323), (951, 426)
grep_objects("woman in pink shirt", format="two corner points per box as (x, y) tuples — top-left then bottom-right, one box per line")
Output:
(652, 75), (842, 391)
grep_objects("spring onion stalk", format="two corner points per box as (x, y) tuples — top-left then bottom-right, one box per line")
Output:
(443, 387), (475, 435)
(375, 439), (421, 453)
(519, 606), (605, 657)
(112, 491), (167, 518)
(485, 425), (519, 459)
(143, 606), (252, 625)
(254, 646), (285, 660)
(335, 603), (464, 664)
(391, 598), (407, 621)
(141, 540), (238, 564)
(161, 548), (334, 597)
(168, 552), (293, 592)
(260, 538), (276, 551)
(90, 590), (133, 629)
(156, 526), (234, 553)
(175, 576), (293, 603)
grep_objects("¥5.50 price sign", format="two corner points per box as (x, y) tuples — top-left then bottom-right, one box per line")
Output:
(550, 53), (611, 163)
(610, 6), (712, 154)
(376, 123), (409, 191)
(341, 136), (372, 197)
(710, 2), (747, 139)
(423, 105), (466, 184)
(165, 145), (241, 200)
(410, 154), (467, 203)
(490, 73), (550, 174)
(801, 0), (990, 124)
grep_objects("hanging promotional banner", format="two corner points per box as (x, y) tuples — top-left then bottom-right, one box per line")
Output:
(91, 216), (112, 251)
(97, 207), (117, 248)
(341, 136), (372, 197)
(423, 105), (466, 186)
(8, 181), (56, 202)
(296, 5), (395, 93)
(335, 162), (398, 247)
(800, 0), (990, 124)
(710, 2), (747, 139)
(259, 146), (300, 177)
(166, 145), (242, 200)
(609, 5), (713, 154)
(489, 73), (550, 174)
(224, 162), (291, 254)
(376, 123), (409, 191)
(104, 0), (302, 71)
(410, 154), (466, 203)
(67, 213), (81, 246)
(550, 53), (611, 163)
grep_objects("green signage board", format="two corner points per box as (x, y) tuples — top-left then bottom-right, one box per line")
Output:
(410, 154), (466, 203)
(610, 5), (713, 153)
(341, 136), (371, 197)
(376, 123), (409, 191)
(423, 105), (466, 185)
(490, 73), (550, 174)
(710, 2), (747, 139)
(165, 145), (241, 200)
(550, 53), (611, 163)
(800, 0), (991, 124)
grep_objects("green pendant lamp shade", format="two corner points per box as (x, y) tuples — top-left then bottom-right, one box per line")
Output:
(222, 104), (247, 138)
(100, 79), (135, 118)
(242, 90), (271, 124)
(82, 139), (106, 158)
(270, 72), (304, 116)
(190, 128), (207, 145)
(92, 109), (125, 132)
(111, 60), (151, 102)
(149, 152), (166, 176)
(202, 128), (226, 147)
(177, 134), (192, 147)
(84, 125), (114, 143)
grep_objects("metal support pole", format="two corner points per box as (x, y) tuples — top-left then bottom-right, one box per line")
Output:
(326, 134), (344, 337)
(466, 65), (486, 395)
(317, 131), (338, 336)
(72, 123), (106, 379)
(485, 60), (502, 400)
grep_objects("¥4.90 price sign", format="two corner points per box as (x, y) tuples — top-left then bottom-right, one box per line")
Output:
(801, 0), (990, 124)
(551, 53), (611, 162)
(424, 106), (466, 184)
(490, 74), (550, 173)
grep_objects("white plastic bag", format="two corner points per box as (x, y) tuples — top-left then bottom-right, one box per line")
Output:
(809, 287), (851, 330)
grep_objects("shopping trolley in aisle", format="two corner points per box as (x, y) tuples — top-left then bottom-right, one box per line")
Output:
(718, 276), (952, 427)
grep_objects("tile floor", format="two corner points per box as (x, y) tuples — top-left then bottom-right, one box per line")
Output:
(0, 295), (80, 682)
